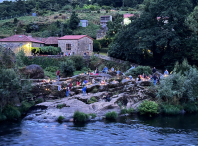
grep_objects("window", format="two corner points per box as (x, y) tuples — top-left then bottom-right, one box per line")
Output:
(89, 43), (91, 50)
(66, 44), (71, 50)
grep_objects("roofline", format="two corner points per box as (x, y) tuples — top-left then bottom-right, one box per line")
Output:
(58, 35), (94, 40)
(0, 40), (45, 43)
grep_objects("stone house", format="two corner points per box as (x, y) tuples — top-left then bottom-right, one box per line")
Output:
(58, 35), (93, 56)
(100, 15), (112, 25)
(0, 35), (44, 56)
(96, 25), (108, 40)
(34, 37), (59, 47)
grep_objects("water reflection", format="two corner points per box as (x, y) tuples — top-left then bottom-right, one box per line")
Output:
(0, 114), (198, 146)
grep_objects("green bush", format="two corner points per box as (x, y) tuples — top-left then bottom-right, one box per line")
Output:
(31, 46), (61, 55)
(60, 59), (76, 77)
(0, 114), (7, 121)
(183, 102), (198, 113)
(126, 66), (152, 77)
(20, 101), (35, 113)
(45, 66), (59, 72)
(120, 108), (128, 114)
(57, 104), (66, 109)
(88, 97), (97, 104)
(92, 87), (98, 93)
(73, 111), (89, 123)
(58, 116), (65, 122)
(138, 100), (158, 116)
(105, 111), (118, 120)
(93, 40), (101, 52)
(2, 105), (21, 120)
(127, 108), (135, 114)
(69, 56), (85, 70)
(89, 113), (97, 119)
(160, 104), (181, 115)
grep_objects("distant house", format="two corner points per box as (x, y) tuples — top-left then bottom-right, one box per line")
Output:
(0, 35), (44, 56)
(123, 14), (135, 25)
(96, 25), (108, 40)
(58, 35), (93, 56)
(100, 15), (112, 25)
(79, 20), (89, 27)
(43, 37), (59, 47)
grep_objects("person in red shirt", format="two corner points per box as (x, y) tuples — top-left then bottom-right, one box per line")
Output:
(57, 70), (60, 81)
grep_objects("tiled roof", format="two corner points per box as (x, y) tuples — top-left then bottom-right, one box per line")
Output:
(0, 35), (44, 43)
(58, 35), (94, 40)
(124, 14), (134, 18)
(44, 37), (59, 45)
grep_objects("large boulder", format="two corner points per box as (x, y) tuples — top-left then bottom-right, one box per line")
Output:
(20, 64), (44, 79)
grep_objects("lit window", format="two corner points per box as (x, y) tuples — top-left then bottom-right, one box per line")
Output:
(66, 44), (71, 50)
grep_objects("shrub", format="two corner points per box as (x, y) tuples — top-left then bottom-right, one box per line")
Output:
(36, 98), (44, 104)
(93, 40), (101, 52)
(69, 56), (85, 70)
(120, 108), (128, 114)
(73, 111), (89, 123)
(127, 108), (135, 114)
(20, 101), (35, 113)
(0, 114), (7, 121)
(138, 100), (158, 116)
(2, 105), (21, 120)
(58, 116), (65, 122)
(105, 111), (118, 120)
(60, 59), (76, 77)
(160, 104), (181, 115)
(126, 66), (152, 77)
(97, 10), (100, 13)
(45, 66), (59, 72)
(92, 87), (98, 93)
(16, 48), (28, 67)
(31, 46), (61, 55)
(89, 113), (97, 119)
(183, 102), (198, 113)
(88, 97), (97, 104)
(57, 104), (66, 109)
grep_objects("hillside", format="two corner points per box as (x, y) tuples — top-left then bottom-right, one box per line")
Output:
(0, 10), (134, 39)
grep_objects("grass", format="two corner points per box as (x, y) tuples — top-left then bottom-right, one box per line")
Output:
(44, 70), (57, 79)
(105, 111), (118, 121)
(58, 116), (65, 122)
(73, 111), (89, 123)
(57, 104), (66, 109)
(89, 113), (97, 119)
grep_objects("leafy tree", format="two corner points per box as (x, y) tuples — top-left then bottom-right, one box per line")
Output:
(69, 11), (80, 30)
(109, 0), (196, 68)
(60, 59), (76, 76)
(93, 40), (101, 52)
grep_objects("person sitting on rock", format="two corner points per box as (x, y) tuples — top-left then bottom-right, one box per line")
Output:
(129, 75), (132, 80)
(69, 82), (73, 89)
(103, 93), (111, 102)
(164, 69), (169, 75)
(117, 69), (120, 78)
(96, 68), (99, 74)
(104, 66), (108, 74)
(76, 81), (80, 86)
(83, 80), (88, 85)
(92, 77), (95, 84)
(111, 67), (114, 72)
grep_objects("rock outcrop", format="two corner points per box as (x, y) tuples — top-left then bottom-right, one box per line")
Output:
(20, 64), (44, 79)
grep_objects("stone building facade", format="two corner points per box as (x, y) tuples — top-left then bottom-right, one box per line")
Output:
(58, 35), (93, 56)
(0, 35), (44, 56)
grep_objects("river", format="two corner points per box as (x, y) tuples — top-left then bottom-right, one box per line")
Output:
(1, 114), (198, 146)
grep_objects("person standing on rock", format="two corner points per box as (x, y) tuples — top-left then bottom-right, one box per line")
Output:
(111, 67), (114, 72)
(57, 70), (60, 81)
(66, 86), (70, 97)
(117, 69), (120, 78)
(152, 67), (156, 75)
(82, 86), (87, 96)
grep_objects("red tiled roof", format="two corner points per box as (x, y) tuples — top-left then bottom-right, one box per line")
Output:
(44, 37), (59, 45)
(0, 35), (44, 43)
(124, 14), (134, 18)
(58, 35), (94, 40)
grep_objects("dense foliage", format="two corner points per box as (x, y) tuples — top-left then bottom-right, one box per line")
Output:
(73, 111), (89, 123)
(109, 0), (198, 69)
(138, 100), (159, 116)
(31, 46), (61, 55)
(60, 59), (76, 77)
(126, 66), (152, 77)
(105, 111), (118, 120)
(157, 60), (198, 103)
(93, 40), (101, 52)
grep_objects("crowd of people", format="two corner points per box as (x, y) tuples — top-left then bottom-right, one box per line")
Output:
(56, 65), (170, 100)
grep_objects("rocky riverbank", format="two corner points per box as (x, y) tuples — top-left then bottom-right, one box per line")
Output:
(24, 72), (155, 123)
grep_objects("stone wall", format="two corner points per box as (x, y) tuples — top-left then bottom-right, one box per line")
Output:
(78, 37), (93, 56)
(58, 37), (93, 56)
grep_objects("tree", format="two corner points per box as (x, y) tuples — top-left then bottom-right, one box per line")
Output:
(93, 40), (101, 52)
(109, 0), (196, 68)
(69, 11), (80, 30)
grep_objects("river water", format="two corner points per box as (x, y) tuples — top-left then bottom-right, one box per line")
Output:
(1, 114), (198, 146)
